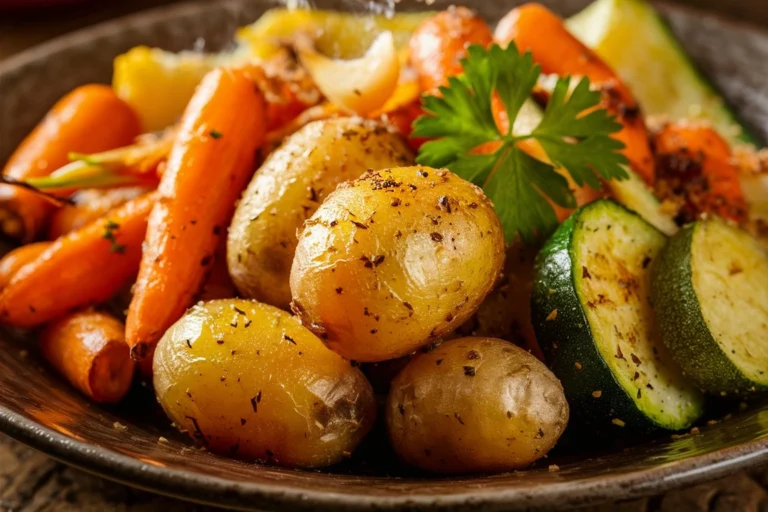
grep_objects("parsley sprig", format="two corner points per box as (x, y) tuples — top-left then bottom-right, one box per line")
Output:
(413, 43), (628, 242)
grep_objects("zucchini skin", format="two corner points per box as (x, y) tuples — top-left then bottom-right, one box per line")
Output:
(532, 203), (670, 434)
(652, 223), (767, 395)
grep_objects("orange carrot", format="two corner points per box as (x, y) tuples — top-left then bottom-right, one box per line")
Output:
(47, 187), (150, 240)
(126, 68), (266, 360)
(409, 7), (493, 94)
(0, 242), (51, 290)
(653, 121), (747, 223)
(0, 85), (141, 241)
(0, 192), (155, 328)
(494, 3), (655, 184)
(40, 311), (135, 403)
(136, 240), (237, 379)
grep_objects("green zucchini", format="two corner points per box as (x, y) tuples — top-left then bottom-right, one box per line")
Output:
(604, 168), (678, 237)
(532, 200), (704, 432)
(653, 219), (768, 395)
(567, 0), (758, 146)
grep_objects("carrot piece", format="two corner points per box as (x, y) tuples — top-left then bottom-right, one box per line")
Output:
(653, 121), (747, 223)
(135, 240), (237, 379)
(410, 7), (493, 94)
(0, 85), (141, 241)
(0, 242), (51, 290)
(40, 311), (135, 403)
(0, 192), (155, 328)
(494, 3), (655, 184)
(47, 187), (150, 240)
(126, 68), (266, 360)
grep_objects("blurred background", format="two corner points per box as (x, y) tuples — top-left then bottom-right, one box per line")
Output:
(0, 0), (765, 60)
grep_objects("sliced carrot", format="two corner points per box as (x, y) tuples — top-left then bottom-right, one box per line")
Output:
(0, 192), (156, 328)
(126, 68), (266, 360)
(0, 85), (141, 241)
(40, 311), (135, 403)
(47, 187), (150, 240)
(494, 3), (655, 184)
(409, 7), (493, 94)
(653, 121), (747, 223)
(0, 242), (51, 290)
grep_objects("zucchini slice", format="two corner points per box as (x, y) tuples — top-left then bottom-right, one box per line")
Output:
(653, 219), (768, 395)
(532, 200), (704, 432)
(604, 168), (678, 237)
(567, 0), (757, 146)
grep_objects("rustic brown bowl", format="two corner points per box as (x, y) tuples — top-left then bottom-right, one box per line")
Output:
(1, 1), (768, 510)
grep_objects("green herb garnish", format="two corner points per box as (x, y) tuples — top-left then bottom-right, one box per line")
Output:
(209, 130), (223, 139)
(413, 43), (628, 242)
(102, 219), (126, 254)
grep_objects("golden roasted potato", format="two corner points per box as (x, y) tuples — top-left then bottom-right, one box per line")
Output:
(386, 337), (569, 473)
(290, 166), (505, 362)
(153, 299), (376, 468)
(227, 118), (413, 310)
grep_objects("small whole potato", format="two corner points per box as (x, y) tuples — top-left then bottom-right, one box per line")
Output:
(227, 117), (413, 310)
(153, 299), (377, 468)
(290, 166), (505, 362)
(386, 337), (569, 474)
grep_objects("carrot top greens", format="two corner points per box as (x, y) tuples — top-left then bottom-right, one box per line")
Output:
(413, 43), (628, 242)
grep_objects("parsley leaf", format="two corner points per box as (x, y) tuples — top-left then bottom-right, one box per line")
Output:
(413, 43), (628, 242)
(102, 219), (126, 254)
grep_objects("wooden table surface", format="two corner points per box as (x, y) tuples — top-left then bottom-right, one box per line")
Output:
(1, 1), (768, 511)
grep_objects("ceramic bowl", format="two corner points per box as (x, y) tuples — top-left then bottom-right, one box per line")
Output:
(1, 1), (768, 510)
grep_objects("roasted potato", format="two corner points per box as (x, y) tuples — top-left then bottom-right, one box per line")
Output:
(153, 299), (377, 468)
(227, 118), (413, 310)
(386, 337), (569, 473)
(290, 166), (505, 362)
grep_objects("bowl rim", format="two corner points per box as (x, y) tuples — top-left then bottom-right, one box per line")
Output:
(2, 0), (768, 510)
(3, 400), (768, 511)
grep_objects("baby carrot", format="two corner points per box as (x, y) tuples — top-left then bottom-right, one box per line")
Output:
(40, 311), (135, 403)
(0, 192), (155, 328)
(409, 7), (493, 94)
(0, 242), (50, 290)
(494, 3), (655, 184)
(126, 68), (266, 361)
(0, 85), (141, 241)
(654, 121), (747, 223)
(47, 187), (150, 240)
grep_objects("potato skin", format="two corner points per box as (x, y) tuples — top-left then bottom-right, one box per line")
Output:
(386, 337), (568, 474)
(153, 299), (376, 468)
(290, 166), (505, 362)
(227, 118), (413, 310)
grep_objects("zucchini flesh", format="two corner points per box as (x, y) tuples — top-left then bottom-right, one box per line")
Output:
(567, 0), (757, 146)
(654, 219), (768, 394)
(604, 168), (678, 237)
(532, 200), (703, 431)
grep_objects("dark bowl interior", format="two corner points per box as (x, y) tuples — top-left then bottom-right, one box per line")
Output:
(1, 0), (768, 510)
